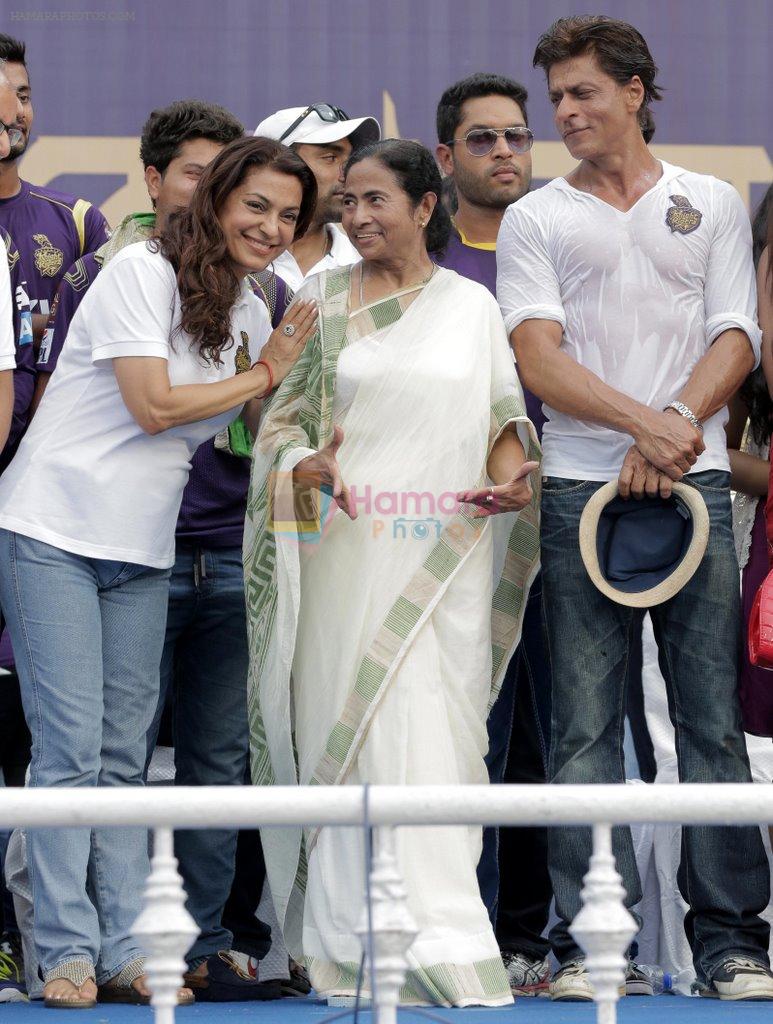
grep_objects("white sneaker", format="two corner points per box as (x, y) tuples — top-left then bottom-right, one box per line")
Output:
(699, 957), (773, 1000)
(502, 952), (550, 996)
(550, 958), (627, 1002)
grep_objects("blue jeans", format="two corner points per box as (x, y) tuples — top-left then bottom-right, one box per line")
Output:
(0, 529), (170, 982)
(541, 472), (771, 982)
(146, 544), (251, 966)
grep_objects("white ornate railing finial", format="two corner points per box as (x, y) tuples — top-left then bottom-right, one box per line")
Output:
(570, 823), (638, 1024)
(356, 826), (418, 1024)
(132, 827), (199, 1024)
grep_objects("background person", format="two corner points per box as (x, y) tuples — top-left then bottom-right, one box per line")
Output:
(254, 103), (380, 289)
(434, 71), (552, 998)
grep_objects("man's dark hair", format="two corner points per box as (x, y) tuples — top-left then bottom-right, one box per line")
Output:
(140, 100), (244, 175)
(533, 16), (663, 143)
(0, 35), (26, 66)
(436, 73), (528, 145)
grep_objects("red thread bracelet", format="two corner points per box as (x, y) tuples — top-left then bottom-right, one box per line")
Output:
(253, 359), (274, 399)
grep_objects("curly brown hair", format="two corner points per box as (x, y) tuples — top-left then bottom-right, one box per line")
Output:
(154, 136), (316, 365)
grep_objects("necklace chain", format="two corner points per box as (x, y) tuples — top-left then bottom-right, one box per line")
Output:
(359, 262), (437, 307)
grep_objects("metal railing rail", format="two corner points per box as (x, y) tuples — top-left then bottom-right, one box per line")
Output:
(2, 783), (769, 1024)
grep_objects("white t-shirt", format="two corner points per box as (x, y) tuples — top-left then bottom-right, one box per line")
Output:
(497, 162), (761, 480)
(0, 242), (271, 567)
(0, 236), (17, 371)
(272, 223), (359, 291)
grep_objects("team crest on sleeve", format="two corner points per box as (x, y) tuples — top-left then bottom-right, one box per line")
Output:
(32, 233), (64, 277)
(665, 195), (702, 235)
(235, 330), (251, 374)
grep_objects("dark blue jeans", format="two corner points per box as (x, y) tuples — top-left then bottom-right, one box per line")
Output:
(541, 472), (770, 982)
(147, 544), (253, 966)
(478, 575), (552, 960)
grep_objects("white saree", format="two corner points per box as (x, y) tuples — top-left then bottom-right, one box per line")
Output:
(243, 266), (541, 1006)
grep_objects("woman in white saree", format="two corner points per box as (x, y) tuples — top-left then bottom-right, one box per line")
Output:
(243, 141), (541, 1007)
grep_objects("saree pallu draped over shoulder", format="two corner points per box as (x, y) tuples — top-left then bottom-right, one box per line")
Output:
(243, 265), (541, 1006)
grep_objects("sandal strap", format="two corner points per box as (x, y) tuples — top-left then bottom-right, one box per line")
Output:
(113, 958), (146, 989)
(45, 960), (96, 987)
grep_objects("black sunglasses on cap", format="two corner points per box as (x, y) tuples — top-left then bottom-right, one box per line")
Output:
(279, 103), (350, 143)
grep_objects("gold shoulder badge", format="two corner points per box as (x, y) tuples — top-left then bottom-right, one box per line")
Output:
(32, 233), (64, 277)
(235, 330), (251, 374)
(665, 195), (702, 235)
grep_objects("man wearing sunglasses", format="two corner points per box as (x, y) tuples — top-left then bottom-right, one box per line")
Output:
(254, 103), (380, 290)
(434, 73), (553, 1002)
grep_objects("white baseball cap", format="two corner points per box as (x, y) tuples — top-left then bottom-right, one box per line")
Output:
(254, 104), (381, 150)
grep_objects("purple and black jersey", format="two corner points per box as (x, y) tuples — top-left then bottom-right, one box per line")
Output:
(47, 246), (291, 548)
(0, 179), (109, 328)
(437, 228), (545, 439)
(0, 225), (35, 470)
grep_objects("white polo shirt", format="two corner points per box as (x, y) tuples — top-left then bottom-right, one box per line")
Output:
(0, 236), (17, 371)
(497, 162), (761, 481)
(272, 223), (359, 291)
(0, 242), (271, 568)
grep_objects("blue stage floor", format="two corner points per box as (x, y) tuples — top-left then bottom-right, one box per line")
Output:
(4, 996), (773, 1023)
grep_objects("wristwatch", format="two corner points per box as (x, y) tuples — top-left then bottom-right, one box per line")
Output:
(664, 400), (702, 432)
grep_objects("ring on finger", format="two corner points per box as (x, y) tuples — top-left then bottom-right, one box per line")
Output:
(283, 324), (296, 337)
(485, 488), (494, 504)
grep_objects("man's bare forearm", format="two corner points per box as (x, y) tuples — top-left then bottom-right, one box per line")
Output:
(675, 328), (755, 423)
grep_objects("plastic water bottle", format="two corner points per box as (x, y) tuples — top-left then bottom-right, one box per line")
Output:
(635, 965), (695, 995)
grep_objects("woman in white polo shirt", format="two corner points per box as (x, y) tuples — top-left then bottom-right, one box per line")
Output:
(0, 136), (317, 1009)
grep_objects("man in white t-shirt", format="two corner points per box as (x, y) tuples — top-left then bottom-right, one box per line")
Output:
(498, 15), (772, 1004)
(254, 104), (380, 290)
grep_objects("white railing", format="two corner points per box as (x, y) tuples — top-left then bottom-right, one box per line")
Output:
(1, 783), (771, 1024)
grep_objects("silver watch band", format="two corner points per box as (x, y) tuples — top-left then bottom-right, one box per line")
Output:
(665, 400), (702, 431)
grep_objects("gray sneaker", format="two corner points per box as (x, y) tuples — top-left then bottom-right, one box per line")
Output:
(501, 952), (550, 996)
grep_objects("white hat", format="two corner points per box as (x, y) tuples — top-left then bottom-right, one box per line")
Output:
(254, 104), (380, 150)
(578, 480), (710, 608)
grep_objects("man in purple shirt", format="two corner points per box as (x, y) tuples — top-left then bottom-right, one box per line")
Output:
(0, 34), (109, 369)
(434, 74), (554, 999)
(41, 100), (292, 1002)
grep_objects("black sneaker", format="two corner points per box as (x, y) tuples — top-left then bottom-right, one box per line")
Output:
(625, 962), (654, 996)
(695, 957), (773, 1001)
(0, 933), (27, 1003)
(184, 951), (281, 1002)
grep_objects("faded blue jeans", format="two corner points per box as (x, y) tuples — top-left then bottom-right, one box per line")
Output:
(0, 529), (170, 983)
(146, 544), (252, 966)
(540, 472), (771, 983)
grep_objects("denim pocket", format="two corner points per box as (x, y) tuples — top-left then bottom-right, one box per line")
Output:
(683, 470), (731, 495)
(541, 477), (594, 495)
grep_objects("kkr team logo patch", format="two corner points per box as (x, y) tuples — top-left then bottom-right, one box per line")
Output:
(235, 330), (251, 373)
(32, 233), (64, 277)
(665, 195), (702, 235)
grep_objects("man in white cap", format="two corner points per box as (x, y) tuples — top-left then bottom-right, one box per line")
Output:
(254, 103), (380, 290)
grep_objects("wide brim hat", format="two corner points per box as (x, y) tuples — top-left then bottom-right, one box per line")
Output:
(579, 480), (710, 608)
(254, 107), (381, 150)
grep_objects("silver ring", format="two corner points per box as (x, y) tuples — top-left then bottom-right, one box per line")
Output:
(485, 490), (494, 504)
(282, 324), (296, 337)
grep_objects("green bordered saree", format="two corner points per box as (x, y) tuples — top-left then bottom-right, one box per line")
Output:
(243, 265), (541, 1004)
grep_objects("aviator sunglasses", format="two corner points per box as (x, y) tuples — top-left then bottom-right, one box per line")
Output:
(0, 119), (23, 148)
(279, 103), (350, 142)
(449, 126), (534, 157)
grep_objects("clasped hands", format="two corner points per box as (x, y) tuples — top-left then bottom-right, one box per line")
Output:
(618, 407), (704, 500)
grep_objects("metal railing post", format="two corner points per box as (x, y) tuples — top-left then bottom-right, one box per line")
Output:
(132, 827), (198, 1024)
(570, 823), (638, 1024)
